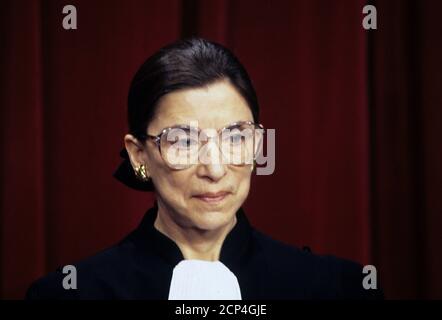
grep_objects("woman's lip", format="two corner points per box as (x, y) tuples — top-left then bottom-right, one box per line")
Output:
(193, 192), (229, 203)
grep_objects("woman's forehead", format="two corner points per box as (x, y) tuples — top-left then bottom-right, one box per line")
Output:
(150, 81), (253, 132)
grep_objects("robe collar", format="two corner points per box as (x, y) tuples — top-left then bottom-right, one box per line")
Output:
(131, 204), (253, 270)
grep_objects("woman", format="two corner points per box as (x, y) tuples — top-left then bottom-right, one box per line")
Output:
(27, 38), (382, 300)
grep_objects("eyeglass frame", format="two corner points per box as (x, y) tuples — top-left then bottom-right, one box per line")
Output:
(136, 120), (264, 167)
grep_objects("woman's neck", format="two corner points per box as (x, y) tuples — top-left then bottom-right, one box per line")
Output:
(153, 202), (237, 261)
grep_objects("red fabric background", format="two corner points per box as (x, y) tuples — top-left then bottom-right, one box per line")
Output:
(1, 0), (441, 299)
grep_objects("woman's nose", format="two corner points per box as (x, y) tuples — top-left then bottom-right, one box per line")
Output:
(196, 141), (227, 181)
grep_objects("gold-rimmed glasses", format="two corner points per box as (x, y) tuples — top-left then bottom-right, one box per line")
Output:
(138, 121), (264, 170)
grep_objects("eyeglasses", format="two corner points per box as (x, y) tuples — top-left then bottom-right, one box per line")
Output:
(138, 121), (264, 170)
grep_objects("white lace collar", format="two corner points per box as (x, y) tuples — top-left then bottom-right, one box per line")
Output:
(168, 259), (242, 300)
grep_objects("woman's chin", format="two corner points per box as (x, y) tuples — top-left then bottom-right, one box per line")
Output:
(191, 210), (235, 232)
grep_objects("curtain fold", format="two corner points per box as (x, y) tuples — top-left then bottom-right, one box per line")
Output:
(0, 0), (46, 299)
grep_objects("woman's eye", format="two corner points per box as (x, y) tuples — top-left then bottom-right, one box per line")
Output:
(229, 134), (243, 145)
(176, 138), (198, 148)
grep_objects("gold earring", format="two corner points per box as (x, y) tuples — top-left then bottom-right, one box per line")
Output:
(250, 161), (255, 172)
(134, 164), (150, 182)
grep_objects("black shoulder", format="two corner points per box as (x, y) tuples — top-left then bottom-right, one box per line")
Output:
(321, 255), (384, 299)
(26, 267), (78, 300)
(26, 237), (137, 300)
(251, 230), (384, 299)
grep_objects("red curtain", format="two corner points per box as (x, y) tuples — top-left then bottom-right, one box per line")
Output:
(1, 0), (441, 299)
(370, 0), (442, 299)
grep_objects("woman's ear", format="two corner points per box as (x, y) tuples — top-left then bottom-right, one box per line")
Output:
(124, 134), (151, 175)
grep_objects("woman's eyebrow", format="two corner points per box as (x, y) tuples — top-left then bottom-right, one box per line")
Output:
(164, 120), (250, 132)
(148, 124), (193, 136)
(224, 123), (241, 129)
(222, 121), (249, 130)
(166, 123), (194, 130)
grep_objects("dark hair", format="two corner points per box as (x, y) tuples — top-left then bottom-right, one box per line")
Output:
(114, 37), (260, 191)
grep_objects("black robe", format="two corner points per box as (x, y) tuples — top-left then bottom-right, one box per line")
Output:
(26, 206), (383, 299)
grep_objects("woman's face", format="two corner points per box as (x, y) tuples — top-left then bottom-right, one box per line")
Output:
(141, 80), (254, 231)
